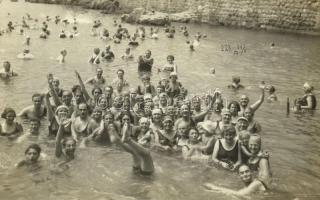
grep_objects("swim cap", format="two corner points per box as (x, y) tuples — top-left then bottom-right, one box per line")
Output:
(139, 117), (150, 124)
(237, 117), (248, 122)
(152, 108), (162, 115)
(198, 121), (216, 135)
(55, 105), (69, 116)
(169, 72), (178, 78)
(303, 82), (313, 91)
(162, 115), (173, 123)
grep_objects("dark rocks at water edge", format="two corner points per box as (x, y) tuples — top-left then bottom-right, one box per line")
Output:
(25, 0), (320, 35)
(25, 0), (122, 14)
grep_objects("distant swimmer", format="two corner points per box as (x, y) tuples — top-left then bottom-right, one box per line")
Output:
(294, 82), (317, 111)
(228, 76), (244, 90)
(0, 61), (18, 79)
(57, 49), (67, 63)
(59, 30), (67, 38)
(266, 85), (277, 102)
(88, 48), (101, 64)
(121, 47), (134, 61)
(23, 36), (31, 46)
(17, 49), (34, 60)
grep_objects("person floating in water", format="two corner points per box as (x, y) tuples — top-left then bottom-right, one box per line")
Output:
(204, 164), (267, 196)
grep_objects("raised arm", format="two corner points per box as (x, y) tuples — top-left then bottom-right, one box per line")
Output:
(75, 70), (91, 102)
(55, 124), (64, 158)
(48, 75), (62, 106)
(250, 84), (265, 112)
(45, 92), (55, 121)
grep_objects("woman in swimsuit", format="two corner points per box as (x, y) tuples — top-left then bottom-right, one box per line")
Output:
(154, 116), (177, 151)
(228, 101), (240, 125)
(0, 108), (23, 140)
(0, 61), (18, 79)
(211, 125), (241, 171)
(294, 82), (317, 111)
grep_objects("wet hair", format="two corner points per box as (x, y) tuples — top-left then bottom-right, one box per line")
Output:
(118, 111), (134, 124)
(25, 144), (41, 155)
(32, 93), (43, 101)
(29, 118), (41, 125)
(91, 87), (102, 95)
(103, 111), (114, 119)
(232, 76), (241, 83)
(222, 125), (236, 137)
(1, 107), (16, 119)
(72, 85), (82, 94)
(167, 55), (174, 61)
(61, 137), (77, 148)
(3, 61), (10, 68)
(268, 85), (275, 93)
(227, 101), (240, 112)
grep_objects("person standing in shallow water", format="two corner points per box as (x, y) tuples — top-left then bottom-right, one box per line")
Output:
(138, 50), (153, 73)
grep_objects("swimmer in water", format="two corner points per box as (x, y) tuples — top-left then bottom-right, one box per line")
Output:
(0, 108), (23, 140)
(17, 49), (34, 60)
(56, 122), (77, 162)
(16, 118), (41, 143)
(57, 49), (67, 63)
(266, 85), (277, 102)
(204, 164), (268, 196)
(23, 36), (31, 46)
(85, 67), (106, 87)
(0, 61), (18, 79)
(121, 47), (134, 61)
(228, 76), (244, 90)
(88, 48), (101, 64)
(16, 144), (42, 170)
(18, 93), (47, 120)
(294, 82), (317, 111)
(158, 55), (178, 79)
(238, 82), (265, 116)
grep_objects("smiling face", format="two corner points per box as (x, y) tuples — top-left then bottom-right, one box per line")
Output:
(238, 165), (252, 184)
(92, 109), (102, 120)
(249, 136), (261, 155)
(180, 105), (190, 117)
(32, 96), (42, 108)
(163, 120), (173, 131)
(229, 103), (238, 114)
(237, 119), (249, 131)
(240, 95), (249, 107)
(63, 139), (76, 157)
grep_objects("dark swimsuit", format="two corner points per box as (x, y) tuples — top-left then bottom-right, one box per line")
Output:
(217, 140), (239, 163)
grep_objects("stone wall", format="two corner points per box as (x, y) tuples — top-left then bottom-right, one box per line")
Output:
(26, 0), (320, 34)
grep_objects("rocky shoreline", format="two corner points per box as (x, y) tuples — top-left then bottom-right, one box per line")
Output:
(25, 0), (320, 35)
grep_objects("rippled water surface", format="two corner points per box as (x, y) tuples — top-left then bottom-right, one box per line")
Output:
(1, 1), (320, 200)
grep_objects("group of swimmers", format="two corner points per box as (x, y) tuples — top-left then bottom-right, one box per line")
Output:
(0, 12), (318, 197)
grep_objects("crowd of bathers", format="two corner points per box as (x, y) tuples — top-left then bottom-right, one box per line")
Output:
(0, 12), (317, 196)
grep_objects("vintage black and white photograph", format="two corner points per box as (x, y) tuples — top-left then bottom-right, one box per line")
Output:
(0, 0), (319, 199)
